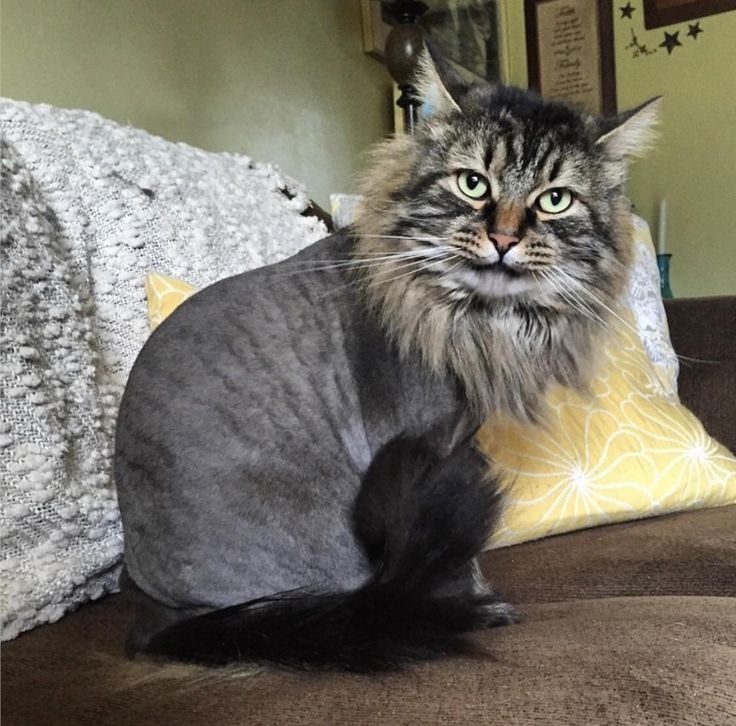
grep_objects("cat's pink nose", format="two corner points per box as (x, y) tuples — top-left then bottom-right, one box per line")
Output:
(488, 233), (519, 254)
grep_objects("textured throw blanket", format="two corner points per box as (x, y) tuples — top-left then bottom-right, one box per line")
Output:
(0, 99), (326, 640)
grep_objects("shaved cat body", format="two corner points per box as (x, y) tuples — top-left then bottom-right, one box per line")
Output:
(116, 234), (472, 611)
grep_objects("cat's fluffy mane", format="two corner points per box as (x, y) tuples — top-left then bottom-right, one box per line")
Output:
(353, 211), (611, 420)
(353, 52), (657, 421)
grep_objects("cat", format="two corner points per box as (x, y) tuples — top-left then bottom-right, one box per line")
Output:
(115, 48), (658, 672)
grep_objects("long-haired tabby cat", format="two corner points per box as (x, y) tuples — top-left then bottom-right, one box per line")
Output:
(115, 48), (658, 672)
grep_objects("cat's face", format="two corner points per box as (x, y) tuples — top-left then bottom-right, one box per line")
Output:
(356, 54), (658, 310)
(408, 103), (623, 299)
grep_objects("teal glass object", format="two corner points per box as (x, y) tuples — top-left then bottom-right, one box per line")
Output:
(656, 253), (674, 299)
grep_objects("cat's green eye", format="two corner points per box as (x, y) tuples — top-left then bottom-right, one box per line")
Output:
(536, 188), (573, 214)
(457, 170), (490, 200)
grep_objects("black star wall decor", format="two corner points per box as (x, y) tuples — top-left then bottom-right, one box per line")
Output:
(620, 3), (635, 19)
(687, 23), (703, 40)
(660, 31), (682, 54)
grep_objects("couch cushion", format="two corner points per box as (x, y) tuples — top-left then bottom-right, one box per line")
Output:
(3, 505), (734, 726)
(483, 505), (736, 604)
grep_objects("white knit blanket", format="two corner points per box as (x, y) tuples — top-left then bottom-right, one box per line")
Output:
(0, 99), (326, 640)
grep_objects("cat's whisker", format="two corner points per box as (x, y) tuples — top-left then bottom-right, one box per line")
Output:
(347, 247), (452, 255)
(548, 276), (607, 329)
(315, 251), (458, 299)
(674, 354), (721, 365)
(357, 234), (452, 243)
(275, 248), (453, 276)
(441, 258), (466, 279)
(364, 254), (461, 291)
(544, 270), (608, 327)
(283, 252), (442, 269)
(348, 244), (455, 258)
(539, 270), (601, 325)
(302, 244), (454, 261)
(276, 259), (406, 276)
(545, 269), (604, 319)
(555, 270), (682, 392)
(555, 271), (638, 338)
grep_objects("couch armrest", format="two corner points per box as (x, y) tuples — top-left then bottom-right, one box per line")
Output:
(664, 296), (736, 452)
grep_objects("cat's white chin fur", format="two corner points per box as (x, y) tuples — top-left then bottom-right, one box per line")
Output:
(445, 266), (543, 298)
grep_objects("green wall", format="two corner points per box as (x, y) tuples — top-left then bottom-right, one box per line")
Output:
(2, 0), (733, 296)
(500, 0), (735, 298)
(0, 0), (392, 208)
(613, 1), (736, 298)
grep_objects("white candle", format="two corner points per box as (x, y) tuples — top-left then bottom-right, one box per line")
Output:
(657, 199), (667, 255)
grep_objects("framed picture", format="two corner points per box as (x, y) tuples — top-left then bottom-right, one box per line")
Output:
(642, 0), (736, 29)
(525, 0), (616, 116)
(420, 0), (502, 83)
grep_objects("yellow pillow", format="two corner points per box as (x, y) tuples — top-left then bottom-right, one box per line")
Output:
(145, 272), (198, 331)
(477, 320), (736, 548)
(144, 272), (736, 547)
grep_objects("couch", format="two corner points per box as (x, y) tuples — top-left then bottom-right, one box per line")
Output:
(3, 294), (734, 725)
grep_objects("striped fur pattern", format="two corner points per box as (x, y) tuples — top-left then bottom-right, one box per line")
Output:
(354, 51), (659, 420)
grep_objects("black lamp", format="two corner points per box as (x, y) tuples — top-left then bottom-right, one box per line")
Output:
(381, 1), (428, 133)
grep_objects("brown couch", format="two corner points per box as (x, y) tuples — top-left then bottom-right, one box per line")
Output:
(3, 297), (735, 726)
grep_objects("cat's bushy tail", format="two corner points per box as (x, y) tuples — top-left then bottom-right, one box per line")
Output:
(144, 436), (512, 672)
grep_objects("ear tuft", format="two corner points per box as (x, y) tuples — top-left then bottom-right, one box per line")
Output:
(411, 44), (467, 117)
(595, 97), (662, 160)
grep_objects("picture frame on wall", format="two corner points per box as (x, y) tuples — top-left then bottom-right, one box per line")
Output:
(642, 0), (736, 29)
(524, 0), (617, 116)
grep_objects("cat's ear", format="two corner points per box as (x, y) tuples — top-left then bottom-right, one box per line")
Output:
(594, 97), (662, 160)
(412, 43), (468, 116)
